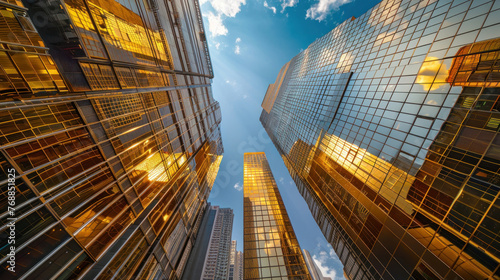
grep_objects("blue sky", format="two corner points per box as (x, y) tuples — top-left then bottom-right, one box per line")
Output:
(201, 0), (378, 278)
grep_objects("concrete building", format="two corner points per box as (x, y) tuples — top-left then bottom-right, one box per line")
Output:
(228, 240), (243, 280)
(200, 207), (234, 280)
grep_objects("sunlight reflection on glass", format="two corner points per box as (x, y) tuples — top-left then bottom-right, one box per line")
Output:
(416, 57), (449, 91)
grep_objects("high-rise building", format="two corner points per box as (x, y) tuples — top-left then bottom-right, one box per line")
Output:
(302, 249), (327, 280)
(0, 0), (223, 278)
(237, 251), (244, 280)
(229, 240), (243, 280)
(260, 1), (500, 279)
(243, 152), (311, 279)
(181, 204), (234, 280)
(181, 204), (217, 280)
(200, 206), (234, 280)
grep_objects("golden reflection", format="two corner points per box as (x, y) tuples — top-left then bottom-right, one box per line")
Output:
(133, 152), (175, 183)
(320, 133), (414, 213)
(243, 152), (311, 279)
(416, 57), (449, 91)
(446, 38), (500, 88)
(418, 39), (500, 92)
(65, 0), (171, 66)
(262, 62), (290, 113)
(206, 155), (223, 186)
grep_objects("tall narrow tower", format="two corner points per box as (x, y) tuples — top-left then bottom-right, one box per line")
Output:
(201, 206), (234, 280)
(229, 240), (243, 280)
(243, 152), (311, 279)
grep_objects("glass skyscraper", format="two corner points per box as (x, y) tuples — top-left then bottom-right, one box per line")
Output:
(260, 0), (500, 279)
(0, 0), (223, 278)
(243, 152), (311, 280)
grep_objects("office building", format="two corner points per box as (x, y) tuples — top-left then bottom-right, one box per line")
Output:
(260, 0), (500, 279)
(243, 152), (311, 279)
(229, 240), (243, 280)
(200, 206), (234, 280)
(0, 0), (223, 278)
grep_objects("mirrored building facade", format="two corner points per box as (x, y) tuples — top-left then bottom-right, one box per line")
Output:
(243, 152), (311, 280)
(0, 0), (223, 278)
(260, 0), (500, 279)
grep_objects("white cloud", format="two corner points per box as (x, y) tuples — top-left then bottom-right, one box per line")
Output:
(215, 42), (221, 49)
(279, 177), (285, 183)
(203, 0), (246, 37)
(306, 0), (351, 22)
(207, 12), (228, 37)
(311, 242), (342, 280)
(313, 254), (338, 279)
(243, 94), (248, 99)
(281, 0), (298, 12)
(210, 0), (246, 17)
(264, 1), (277, 13)
(235, 38), (241, 54)
(233, 182), (243, 191)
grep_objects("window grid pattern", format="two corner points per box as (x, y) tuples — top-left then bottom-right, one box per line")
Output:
(0, 0), (222, 278)
(243, 152), (311, 280)
(260, 0), (500, 279)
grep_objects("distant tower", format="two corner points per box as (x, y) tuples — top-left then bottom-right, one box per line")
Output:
(243, 152), (311, 279)
(302, 249), (327, 280)
(200, 206), (234, 280)
(229, 240), (243, 280)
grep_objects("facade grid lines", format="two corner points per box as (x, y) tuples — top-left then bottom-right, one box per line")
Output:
(243, 152), (311, 280)
(260, 0), (500, 279)
(0, 0), (223, 279)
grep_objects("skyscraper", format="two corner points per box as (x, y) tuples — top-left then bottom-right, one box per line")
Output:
(229, 240), (243, 280)
(237, 251), (244, 280)
(260, 0), (500, 279)
(243, 152), (311, 280)
(200, 206), (234, 280)
(0, 0), (223, 278)
(181, 205), (234, 280)
(302, 249), (327, 280)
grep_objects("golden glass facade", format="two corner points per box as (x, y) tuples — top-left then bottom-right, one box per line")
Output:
(243, 152), (311, 280)
(261, 1), (500, 279)
(0, 0), (222, 279)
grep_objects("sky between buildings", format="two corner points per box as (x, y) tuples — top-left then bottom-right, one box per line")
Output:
(201, 1), (379, 279)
